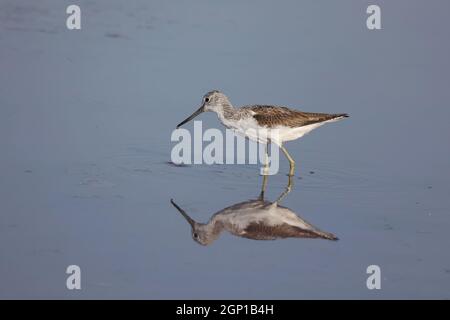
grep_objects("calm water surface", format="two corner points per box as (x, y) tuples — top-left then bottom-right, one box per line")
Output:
(1, 0), (449, 298)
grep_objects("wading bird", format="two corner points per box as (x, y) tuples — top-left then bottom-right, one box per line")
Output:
(176, 90), (348, 176)
(170, 176), (338, 246)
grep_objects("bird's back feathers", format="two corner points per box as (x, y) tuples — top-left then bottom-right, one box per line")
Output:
(242, 105), (348, 128)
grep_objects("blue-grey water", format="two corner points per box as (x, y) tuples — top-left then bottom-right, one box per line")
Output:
(1, 0), (449, 299)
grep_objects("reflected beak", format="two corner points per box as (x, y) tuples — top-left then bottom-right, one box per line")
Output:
(176, 105), (205, 129)
(170, 199), (195, 228)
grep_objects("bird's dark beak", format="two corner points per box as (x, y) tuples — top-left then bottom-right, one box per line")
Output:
(176, 105), (205, 129)
(170, 199), (195, 228)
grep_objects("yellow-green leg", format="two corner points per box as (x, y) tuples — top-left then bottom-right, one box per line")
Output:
(259, 143), (270, 199)
(275, 174), (293, 203)
(280, 144), (296, 176)
(259, 174), (268, 200)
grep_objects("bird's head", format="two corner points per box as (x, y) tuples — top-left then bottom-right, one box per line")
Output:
(170, 199), (216, 246)
(176, 90), (232, 128)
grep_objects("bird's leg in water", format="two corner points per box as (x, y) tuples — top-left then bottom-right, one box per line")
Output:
(259, 174), (269, 200)
(275, 175), (293, 203)
(280, 144), (296, 176)
(259, 143), (270, 200)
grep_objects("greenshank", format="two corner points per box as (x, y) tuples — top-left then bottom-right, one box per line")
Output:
(170, 176), (338, 246)
(177, 90), (348, 176)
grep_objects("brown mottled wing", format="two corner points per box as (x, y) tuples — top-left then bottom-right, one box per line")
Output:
(242, 222), (338, 241)
(245, 105), (348, 128)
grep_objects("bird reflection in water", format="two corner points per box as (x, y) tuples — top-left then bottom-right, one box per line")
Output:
(170, 175), (338, 246)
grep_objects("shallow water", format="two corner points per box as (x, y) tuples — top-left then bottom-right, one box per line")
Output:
(1, 0), (450, 299)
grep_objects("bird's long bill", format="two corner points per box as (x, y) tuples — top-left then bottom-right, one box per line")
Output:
(176, 105), (204, 128)
(170, 199), (195, 227)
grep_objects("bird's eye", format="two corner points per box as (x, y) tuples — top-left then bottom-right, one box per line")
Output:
(193, 233), (199, 239)
(204, 97), (210, 103)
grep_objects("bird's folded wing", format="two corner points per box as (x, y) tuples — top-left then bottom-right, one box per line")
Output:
(246, 105), (347, 128)
(242, 222), (337, 240)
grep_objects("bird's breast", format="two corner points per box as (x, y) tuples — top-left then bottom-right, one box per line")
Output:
(222, 117), (274, 144)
